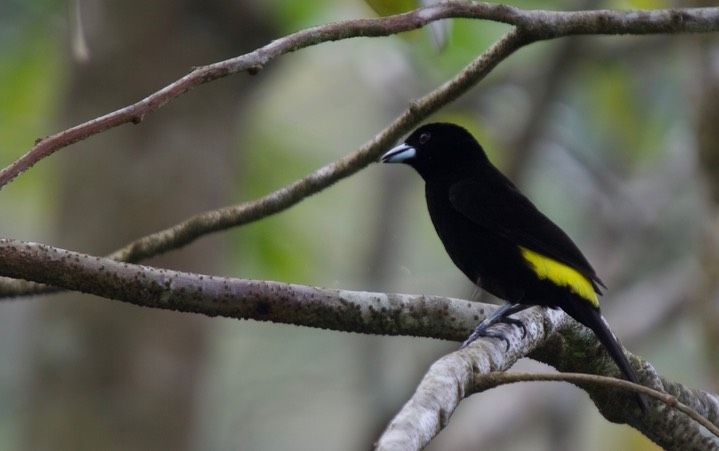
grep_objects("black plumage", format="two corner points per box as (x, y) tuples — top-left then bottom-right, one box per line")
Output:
(381, 122), (647, 413)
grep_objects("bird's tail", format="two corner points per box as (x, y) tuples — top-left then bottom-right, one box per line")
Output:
(569, 306), (648, 414)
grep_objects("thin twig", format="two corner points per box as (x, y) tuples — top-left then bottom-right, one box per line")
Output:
(474, 372), (719, 440)
(2, 4), (717, 189)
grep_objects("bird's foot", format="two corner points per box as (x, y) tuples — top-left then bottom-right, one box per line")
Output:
(460, 323), (510, 349)
(460, 304), (530, 350)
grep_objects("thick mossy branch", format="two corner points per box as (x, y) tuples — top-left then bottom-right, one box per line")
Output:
(1, 238), (718, 450)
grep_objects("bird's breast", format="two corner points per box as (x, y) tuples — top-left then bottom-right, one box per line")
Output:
(425, 184), (528, 302)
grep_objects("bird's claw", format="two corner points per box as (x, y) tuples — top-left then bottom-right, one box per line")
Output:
(502, 316), (527, 338)
(460, 327), (512, 350)
(460, 314), (526, 350)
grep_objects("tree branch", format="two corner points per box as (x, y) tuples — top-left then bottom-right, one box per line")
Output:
(3, 5), (718, 298)
(375, 307), (719, 451)
(0, 239), (478, 339)
(2, 4), (717, 190)
(1, 238), (717, 449)
(471, 373), (719, 441)
(376, 370), (719, 450)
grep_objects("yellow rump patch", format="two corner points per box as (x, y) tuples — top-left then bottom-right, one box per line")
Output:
(519, 246), (598, 307)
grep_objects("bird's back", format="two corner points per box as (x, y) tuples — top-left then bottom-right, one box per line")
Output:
(425, 165), (603, 309)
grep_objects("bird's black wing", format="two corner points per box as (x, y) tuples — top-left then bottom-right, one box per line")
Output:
(449, 178), (605, 291)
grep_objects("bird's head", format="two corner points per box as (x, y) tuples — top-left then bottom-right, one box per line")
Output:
(380, 122), (489, 181)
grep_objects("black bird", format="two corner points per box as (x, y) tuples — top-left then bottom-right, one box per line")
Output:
(381, 122), (647, 413)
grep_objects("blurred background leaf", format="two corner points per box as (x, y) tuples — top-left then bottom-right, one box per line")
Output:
(365, 0), (417, 16)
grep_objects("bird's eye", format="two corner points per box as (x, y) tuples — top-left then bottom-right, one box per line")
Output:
(419, 133), (431, 144)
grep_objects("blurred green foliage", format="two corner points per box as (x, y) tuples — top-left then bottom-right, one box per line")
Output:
(364, 0), (417, 16)
(0, 5), (64, 237)
(0, 2), (64, 154)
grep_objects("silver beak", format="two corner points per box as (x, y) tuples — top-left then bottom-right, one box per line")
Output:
(380, 144), (416, 163)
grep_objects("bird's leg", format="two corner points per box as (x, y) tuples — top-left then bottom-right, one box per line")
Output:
(460, 303), (531, 350)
